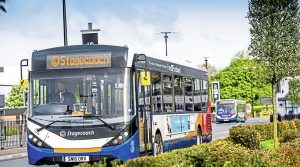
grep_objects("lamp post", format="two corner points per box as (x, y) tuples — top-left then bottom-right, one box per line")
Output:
(159, 32), (176, 56)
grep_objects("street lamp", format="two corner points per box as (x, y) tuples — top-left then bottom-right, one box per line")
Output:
(159, 32), (176, 56)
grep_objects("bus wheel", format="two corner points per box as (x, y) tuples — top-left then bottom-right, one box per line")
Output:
(197, 128), (203, 145)
(154, 133), (163, 156)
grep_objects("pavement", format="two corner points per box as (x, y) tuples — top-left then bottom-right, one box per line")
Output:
(0, 147), (27, 162)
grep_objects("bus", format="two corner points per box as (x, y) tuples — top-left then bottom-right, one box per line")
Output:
(215, 99), (247, 123)
(27, 45), (212, 166)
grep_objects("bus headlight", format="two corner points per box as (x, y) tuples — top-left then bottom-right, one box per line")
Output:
(27, 130), (51, 148)
(104, 126), (131, 146)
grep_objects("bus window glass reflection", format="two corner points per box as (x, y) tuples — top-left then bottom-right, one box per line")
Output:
(184, 78), (193, 111)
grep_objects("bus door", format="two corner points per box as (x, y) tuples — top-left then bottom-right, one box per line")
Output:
(137, 70), (152, 154)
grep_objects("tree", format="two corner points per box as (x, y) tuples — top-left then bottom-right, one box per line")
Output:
(5, 85), (24, 109)
(288, 78), (300, 111)
(248, 0), (300, 147)
(203, 63), (220, 76)
(211, 52), (271, 105)
(0, 0), (6, 13)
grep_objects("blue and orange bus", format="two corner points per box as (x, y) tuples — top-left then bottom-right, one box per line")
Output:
(27, 45), (212, 166)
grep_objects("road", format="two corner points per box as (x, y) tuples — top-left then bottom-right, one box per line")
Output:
(212, 117), (269, 140)
(0, 117), (269, 167)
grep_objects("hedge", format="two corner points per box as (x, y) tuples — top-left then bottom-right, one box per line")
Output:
(76, 120), (300, 167)
(229, 120), (300, 148)
(76, 138), (300, 167)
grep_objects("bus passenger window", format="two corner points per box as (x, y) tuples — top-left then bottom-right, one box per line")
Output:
(184, 78), (193, 111)
(174, 75), (184, 112)
(163, 74), (173, 112)
(194, 79), (202, 112)
(201, 80), (208, 110)
(152, 72), (162, 113)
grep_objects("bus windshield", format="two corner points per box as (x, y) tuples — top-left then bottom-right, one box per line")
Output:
(29, 68), (133, 125)
(216, 103), (235, 115)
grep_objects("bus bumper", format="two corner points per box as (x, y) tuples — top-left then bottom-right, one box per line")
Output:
(216, 117), (237, 122)
(27, 132), (140, 165)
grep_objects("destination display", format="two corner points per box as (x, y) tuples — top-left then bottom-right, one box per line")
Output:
(47, 52), (111, 69)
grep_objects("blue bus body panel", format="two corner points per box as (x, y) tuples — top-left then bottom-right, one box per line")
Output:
(101, 131), (140, 161)
(216, 117), (237, 122)
(164, 136), (197, 152)
(27, 132), (140, 165)
(27, 142), (54, 165)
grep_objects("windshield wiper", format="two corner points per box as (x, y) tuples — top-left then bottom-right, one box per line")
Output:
(60, 115), (115, 130)
(36, 120), (72, 132)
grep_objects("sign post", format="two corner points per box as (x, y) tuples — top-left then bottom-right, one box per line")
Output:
(212, 81), (220, 103)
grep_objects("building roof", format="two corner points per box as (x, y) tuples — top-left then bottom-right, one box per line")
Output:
(0, 108), (27, 116)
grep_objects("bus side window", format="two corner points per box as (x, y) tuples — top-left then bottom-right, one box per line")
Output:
(174, 75), (184, 112)
(184, 78), (193, 111)
(163, 74), (173, 112)
(152, 72), (162, 113)
(194, 78), (202, 112)
(201, 80), (208, 111)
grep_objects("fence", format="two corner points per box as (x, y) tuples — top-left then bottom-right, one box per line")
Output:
(0, 119), (27, 149)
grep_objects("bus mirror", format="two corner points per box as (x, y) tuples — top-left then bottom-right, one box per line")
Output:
(140, 71), (150, 86)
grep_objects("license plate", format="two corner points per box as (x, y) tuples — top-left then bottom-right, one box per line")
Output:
(224, 119), (229, 122)
(65, 156), (89, 162)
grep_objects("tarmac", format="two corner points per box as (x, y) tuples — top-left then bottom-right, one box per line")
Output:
(0, 147), (27, 161)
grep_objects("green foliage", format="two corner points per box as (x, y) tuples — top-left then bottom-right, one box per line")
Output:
(253, 105), (272, 113)
(210, 52), (271, 105)
(5, 85), (24, 109)
(260, 140), (276, 150)
(229, 125), (261, 150)
(248, 0), (300, 147)
(288, 78), (300, 105)
(248, 0), (300, 82)
(87, 136), (300, 167)
(230, 120), (300, 145)
(280, 129), (300, 143)
(121, 139), (263, 167)
(253, 123), (273, 141)
(6, 128), (17, 136)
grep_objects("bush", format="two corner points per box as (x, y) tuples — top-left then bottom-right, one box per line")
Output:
(229, 125), (260, 150)
(88, 137), (300, 167)
(265, 145), (300, 166)
(6, 128), (17, 136)
(122, 139), (265, 167)
(260, 140), (276, 150)
(280, 129), (300, 143)
(253, 123), (273, 141)
(230, 120), (300, 145)
(294, 120), (300, 130)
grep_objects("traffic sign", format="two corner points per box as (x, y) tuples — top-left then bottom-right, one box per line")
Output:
(20, 79), (28, 89)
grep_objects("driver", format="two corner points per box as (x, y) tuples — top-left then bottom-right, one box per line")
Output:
(50, 81), (76, 110)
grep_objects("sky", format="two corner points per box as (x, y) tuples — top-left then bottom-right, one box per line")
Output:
(0, 0), (250, 94)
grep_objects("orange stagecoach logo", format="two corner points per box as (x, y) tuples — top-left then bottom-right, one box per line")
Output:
(47, 52), (111, 69)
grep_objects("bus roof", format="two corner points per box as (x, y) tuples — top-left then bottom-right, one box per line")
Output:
(133, 54), (208, 79)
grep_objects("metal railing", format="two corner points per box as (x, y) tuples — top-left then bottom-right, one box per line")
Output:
(0, 119), (27, 149)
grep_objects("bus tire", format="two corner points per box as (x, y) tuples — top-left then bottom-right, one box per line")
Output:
(197, 127), (203, 145)
(154, 133), (163, 156)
